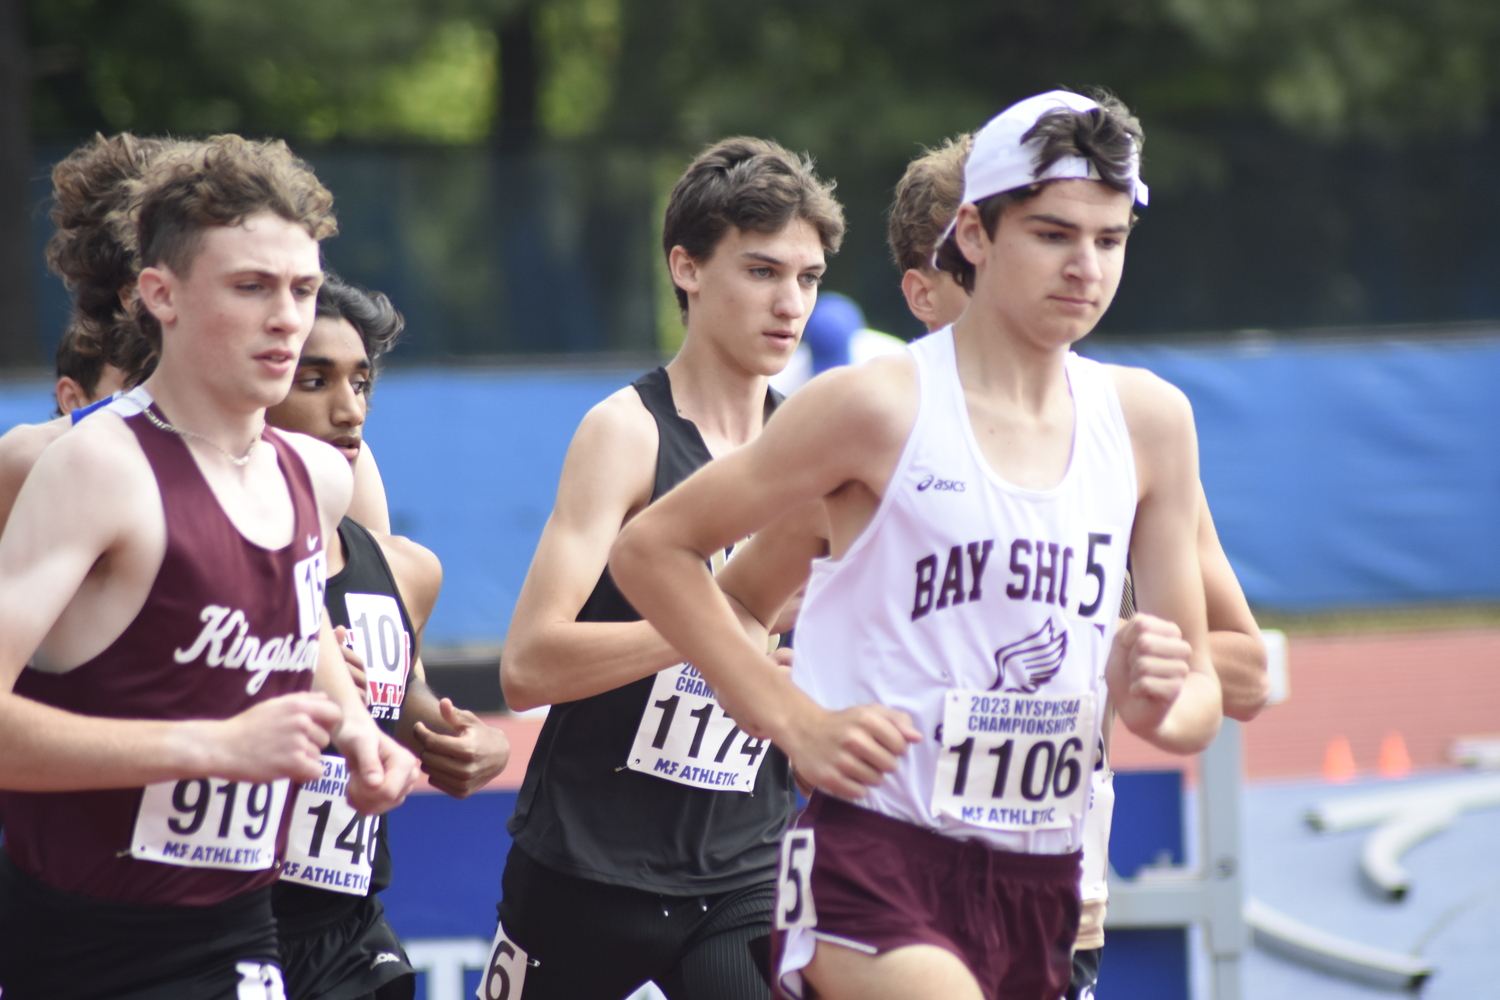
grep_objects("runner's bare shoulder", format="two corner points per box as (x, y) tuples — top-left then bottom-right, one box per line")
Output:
(277, 429), (356, 526)
(774, 349), (920, 472)
(1104, 364), (1196, 457)
(558, 384), (659, 520)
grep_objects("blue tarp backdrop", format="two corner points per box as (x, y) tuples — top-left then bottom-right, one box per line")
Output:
(1085, 333), (1500, 611)
(0, 331), (1492, 641)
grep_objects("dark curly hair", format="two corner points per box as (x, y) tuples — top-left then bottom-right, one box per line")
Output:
(45, 133), (189, 386)
(314, 276), (404, 392)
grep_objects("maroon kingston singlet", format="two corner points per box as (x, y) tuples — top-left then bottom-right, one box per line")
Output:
(0, 400), (326, 906)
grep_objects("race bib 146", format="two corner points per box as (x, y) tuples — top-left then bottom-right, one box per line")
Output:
(625, 663), (769, 793)
(281, 753), (380, 896)
(931, 690), (1095, 833)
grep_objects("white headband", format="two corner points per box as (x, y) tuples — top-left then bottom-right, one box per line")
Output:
(933, 90), (1148, 265)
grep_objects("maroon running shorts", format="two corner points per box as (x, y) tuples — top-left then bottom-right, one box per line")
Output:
(772, 793), (1080, 1000)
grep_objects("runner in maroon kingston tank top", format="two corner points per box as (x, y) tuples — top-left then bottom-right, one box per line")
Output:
(0, 136), (418, 1000)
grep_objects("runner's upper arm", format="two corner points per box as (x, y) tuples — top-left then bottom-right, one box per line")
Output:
(715, 500), (830, 630)
(506, 390), (658, 636)
(0, 423), (60, 537)
(0, 420), (145, 689)
(282, 431), (354, 543)
(348, 441), (391, 533)
(1197, 486), (1270, 720)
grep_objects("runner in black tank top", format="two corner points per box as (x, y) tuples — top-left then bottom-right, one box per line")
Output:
(492, 139), (842, 1000)
(264, 277), (510, 1000)
(273, 517), (419, 1000)
(508, 369), (792, 888)
(494, 371), (794, 1000)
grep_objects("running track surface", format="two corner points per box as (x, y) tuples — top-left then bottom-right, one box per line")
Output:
(1111, 627), (1500, 782)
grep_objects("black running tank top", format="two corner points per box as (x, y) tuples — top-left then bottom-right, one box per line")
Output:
(509, 367), (794, 894)
(273, 517), (414, 918)
(0, 404), (324, 906)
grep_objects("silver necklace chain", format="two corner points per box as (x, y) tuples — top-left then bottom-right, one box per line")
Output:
(143, 407), (263, 468)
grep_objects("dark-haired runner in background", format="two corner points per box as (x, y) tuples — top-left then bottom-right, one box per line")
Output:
(266, 277), (511, 1000)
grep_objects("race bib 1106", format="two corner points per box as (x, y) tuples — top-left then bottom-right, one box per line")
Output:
(130, 777), (289, 870)
(931, 689), (1095, 833)
(625, 663), (769, 793)
(281, 754), (379, 896)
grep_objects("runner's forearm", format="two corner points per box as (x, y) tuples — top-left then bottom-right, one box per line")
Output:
(1208, 629), (1269, 721)
(500, 619), (684, 711)
(1119, 667), (1223, 755)
(0, 693), (234, 791)
(611, 527), (807, 742)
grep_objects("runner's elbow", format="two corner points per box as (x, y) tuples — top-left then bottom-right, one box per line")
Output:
(499, 647), (545, 713)
(1224, 669), (1271, 722)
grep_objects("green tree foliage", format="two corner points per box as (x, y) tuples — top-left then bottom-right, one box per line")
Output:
(28, 0), (1500, 149)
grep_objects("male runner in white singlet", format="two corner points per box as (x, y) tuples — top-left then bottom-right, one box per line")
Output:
(613, 91), (1224, 1000)
(0, 136), (418, 1000)
(888, 128), (1269, 1000)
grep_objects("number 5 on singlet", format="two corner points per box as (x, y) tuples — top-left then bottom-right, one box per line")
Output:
(931, 690), (1095, 833)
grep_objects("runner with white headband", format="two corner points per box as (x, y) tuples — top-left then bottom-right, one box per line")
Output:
(611, 89), (1222, 1000)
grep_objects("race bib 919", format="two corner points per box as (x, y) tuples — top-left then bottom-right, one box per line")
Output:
(625, 663), (769, 793)
(282, 754), (379, 896)
(130, 777), (289, 870)
(931, 690), (1095, 832)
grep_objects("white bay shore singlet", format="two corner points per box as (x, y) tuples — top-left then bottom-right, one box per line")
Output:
(791, 326), (1137, 854)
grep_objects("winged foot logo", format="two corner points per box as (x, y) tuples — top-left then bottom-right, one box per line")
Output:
(992, 618), (1068, 693)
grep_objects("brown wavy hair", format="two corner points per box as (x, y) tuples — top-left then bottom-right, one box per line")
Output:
(887, 133), (973, 275)
(124, 135), (337, 348)
(662, 137), (844, 316)
(46, 134), (195, 385)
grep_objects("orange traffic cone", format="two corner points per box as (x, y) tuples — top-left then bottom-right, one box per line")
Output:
(1379, 731), (1412, 779)
(1324, 736), (1357, 784)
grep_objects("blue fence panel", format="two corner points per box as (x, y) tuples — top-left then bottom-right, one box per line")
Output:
(1087, 335), (1500, 610)
(362, 365), (640, 645)
(1, 334), (1495, 637)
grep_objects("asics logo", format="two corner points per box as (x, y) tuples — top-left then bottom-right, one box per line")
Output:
(916, 474), (965, 492)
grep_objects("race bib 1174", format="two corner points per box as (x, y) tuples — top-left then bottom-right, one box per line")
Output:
(931, 690), (1095, 833)
(130, 777), (290, 870)
(625, 663), (769, 793)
